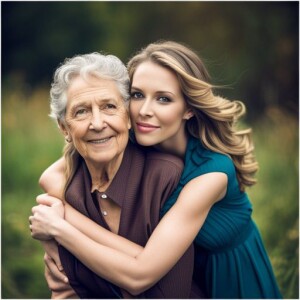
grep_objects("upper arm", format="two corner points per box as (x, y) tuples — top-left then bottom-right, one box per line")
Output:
(39, 157), (66, 198)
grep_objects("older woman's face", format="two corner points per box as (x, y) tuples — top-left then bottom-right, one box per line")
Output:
(63, 75), (130, 167)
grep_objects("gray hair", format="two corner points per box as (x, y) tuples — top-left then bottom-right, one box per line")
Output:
(49, 52), (130, 122)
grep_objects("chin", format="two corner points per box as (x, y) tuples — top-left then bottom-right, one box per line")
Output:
(135, 137), (157, 147)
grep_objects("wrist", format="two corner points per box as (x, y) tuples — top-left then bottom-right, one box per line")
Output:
(50, 218), (68, 239)
(52, 218), (78, 247)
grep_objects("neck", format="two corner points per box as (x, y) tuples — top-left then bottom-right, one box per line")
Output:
(86, 153), (124, 192)
(154, 132), (189, 159)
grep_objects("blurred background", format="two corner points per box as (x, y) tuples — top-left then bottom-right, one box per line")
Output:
(2, 1), (299, 299)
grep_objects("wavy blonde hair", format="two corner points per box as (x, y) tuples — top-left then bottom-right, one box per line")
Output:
(127, 40), (258, 191)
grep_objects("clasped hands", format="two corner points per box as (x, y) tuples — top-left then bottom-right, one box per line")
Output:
(29, 194), (64, 240)
(30, 194), (69, 285)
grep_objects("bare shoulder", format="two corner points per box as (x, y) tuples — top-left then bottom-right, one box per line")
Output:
(177, 172), (228, 210)
(39, 157), (66, 198)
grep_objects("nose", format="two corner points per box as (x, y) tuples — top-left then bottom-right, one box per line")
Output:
(139, 99), (153, 117)
(89, 110), (107, 131)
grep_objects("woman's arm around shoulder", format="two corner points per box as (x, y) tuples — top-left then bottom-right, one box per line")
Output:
(39, 157), (65, 198)
(39, 172), (227, 295)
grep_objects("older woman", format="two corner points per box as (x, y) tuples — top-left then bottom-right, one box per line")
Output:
(30, 53), (199, 298)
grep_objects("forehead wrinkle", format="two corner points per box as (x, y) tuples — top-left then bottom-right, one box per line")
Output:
(69, 87), (106, 101)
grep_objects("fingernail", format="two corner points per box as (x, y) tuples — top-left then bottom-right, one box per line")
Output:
(64, 277), (69, 283)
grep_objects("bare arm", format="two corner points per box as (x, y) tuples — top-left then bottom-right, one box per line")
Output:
(38, 157), (143, 257)
(31, 172), (227, 295)
(42, 241), (79, 299)
(39, 157), (66, 199)
(37, 158), (144, 296)
(37, 194), (144, 257)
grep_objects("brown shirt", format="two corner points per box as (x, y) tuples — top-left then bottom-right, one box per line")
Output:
(58, 141), (195, 298)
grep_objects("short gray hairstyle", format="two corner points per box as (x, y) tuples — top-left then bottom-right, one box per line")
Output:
(49, 52), (130, 122)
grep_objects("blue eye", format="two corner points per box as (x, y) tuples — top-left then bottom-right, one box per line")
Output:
(158, 96), (171, 103)
(130, 92), (144, 99)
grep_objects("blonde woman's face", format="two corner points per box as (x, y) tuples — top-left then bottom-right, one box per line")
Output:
(129, 61), (192, 151)
(63, 75), (130, 168)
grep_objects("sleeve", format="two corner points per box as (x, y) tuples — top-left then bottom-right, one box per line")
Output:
(161, 153), (236, 217)
(145, 151), (184, 209)
(199, 153), (236, 180)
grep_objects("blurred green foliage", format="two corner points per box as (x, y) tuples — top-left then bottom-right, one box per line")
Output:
(2, 89), (64, 298)
(2, 1), (298, 120)
(2, 1), (299, 299)
(2, 88), (298, 299)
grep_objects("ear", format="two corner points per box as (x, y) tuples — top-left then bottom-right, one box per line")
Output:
(183, 109), (194, 120)
(58, 120), (69, 138)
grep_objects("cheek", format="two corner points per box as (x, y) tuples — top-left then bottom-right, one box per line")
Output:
(158, 109), (185, 126)
(109, 115), (130, 134)
(68, 123), (87, 144)
(129, 102), (140, 119)
(161, 115), (177, 125)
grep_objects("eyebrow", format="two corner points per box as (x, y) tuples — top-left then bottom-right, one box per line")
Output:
(69, 97), (121, 112)
(130, 86), (142, 91)
(130, 86), (175, 96)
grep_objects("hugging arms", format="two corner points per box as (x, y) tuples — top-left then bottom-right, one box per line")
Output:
(32, 154), (223, 296)
(30, 40), (281, 299)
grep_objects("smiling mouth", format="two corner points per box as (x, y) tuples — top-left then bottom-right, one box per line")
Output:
(137, 122), (159, 128)
(136, 123), (159, 133)
(88, 137), (111, 144)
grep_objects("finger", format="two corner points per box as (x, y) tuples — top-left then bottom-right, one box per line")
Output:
(32, 204), (48, 214)
(37, 194), (62, 206)
(43, 240), (64, 271)
(45, 265), (68, 291)
(44, 253), (68, 283)
(49, 248), (64, 272)
(31, 205), (41, 214)
(44, 242), (64, 272)
(29, 215), (34, 232)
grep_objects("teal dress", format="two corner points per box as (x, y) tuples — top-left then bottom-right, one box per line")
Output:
(161, 136), (282, 299)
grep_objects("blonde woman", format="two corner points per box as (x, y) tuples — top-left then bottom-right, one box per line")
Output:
(31, 41), (282, 298)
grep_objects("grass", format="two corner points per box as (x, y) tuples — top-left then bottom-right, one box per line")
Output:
(2, 86), (299, 299)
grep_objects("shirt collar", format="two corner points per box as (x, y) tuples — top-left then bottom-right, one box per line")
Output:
(93, 141), (135, 207)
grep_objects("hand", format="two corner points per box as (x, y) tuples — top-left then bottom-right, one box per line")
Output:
(45, 261), (78, 299)
(29, 201), (65, 240)
(43, 240), (65, 274)
(43, 241), (79, 299)
(42, 236), (78, 299)
(44, 253), (68, 284)
(36, 193), (63, 206)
